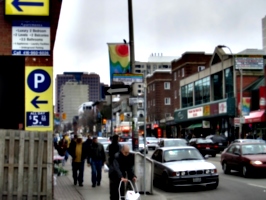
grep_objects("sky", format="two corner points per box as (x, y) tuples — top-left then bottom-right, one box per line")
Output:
(53, 0), (266, 86)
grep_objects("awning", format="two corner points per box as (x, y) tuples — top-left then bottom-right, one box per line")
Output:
(244, 110), (266, 123)
(187, 123), (202, 129)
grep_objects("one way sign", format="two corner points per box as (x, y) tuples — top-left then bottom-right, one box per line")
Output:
(105, 85), (131, 95)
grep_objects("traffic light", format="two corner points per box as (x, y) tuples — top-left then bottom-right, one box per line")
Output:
(62, 113), (66, 120)
(102, 118), (107, 125)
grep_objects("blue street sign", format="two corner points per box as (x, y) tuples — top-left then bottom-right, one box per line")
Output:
(27, 69), (51, 93)
(26, 112), (49, 127)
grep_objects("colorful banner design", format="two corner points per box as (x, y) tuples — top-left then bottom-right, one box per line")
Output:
(108, 43), (130, 84)
(242, 97), (251, 116)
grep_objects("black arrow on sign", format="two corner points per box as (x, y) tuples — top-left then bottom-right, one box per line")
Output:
(31, 96), (48, 109)
(12, 0), (44, 12)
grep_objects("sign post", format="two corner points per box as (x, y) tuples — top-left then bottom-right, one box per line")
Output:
(25, 66), (53, 131)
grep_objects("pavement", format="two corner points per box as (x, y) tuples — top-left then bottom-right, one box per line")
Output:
(53, 150), (166, 200)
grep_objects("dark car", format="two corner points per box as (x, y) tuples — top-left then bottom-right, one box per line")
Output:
(220, 142), (266, 177)
(189, 138), (218, 157)
(206, 135), (228, 152)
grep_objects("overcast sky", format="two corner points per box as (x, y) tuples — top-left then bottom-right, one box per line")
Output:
(53, 0), (266, 85)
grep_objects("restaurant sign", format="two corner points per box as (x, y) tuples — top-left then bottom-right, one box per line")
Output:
(187, 107), (203, 119)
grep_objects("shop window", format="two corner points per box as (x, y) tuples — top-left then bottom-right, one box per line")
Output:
(225, 67), (234, 98)
(212, 72), (223, 101)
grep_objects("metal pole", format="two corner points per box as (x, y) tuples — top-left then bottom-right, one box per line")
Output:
(128, 0), (138, 151)
(239, 69), (243, 139)
(111, 95), (113, 136)
(143, 70), (147, 195)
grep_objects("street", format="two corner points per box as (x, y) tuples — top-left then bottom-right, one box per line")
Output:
(147, 150), (266, 200)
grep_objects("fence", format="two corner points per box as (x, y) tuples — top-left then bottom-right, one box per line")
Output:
(0, 129), (53, 200)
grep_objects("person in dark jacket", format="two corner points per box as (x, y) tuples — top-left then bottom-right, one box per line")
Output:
(109, 144), (137, 200)
(88, 136), (106, 187)
(68, 134), (88, 187)
(107, 134), (121, 166)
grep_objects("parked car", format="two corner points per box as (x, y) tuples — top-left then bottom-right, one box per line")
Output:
(151, 146), (219, 191)
(157, 138), (187, 149)
(188, 138), (218, 157)
(146, 137), (159, 150)
(233, 139), (266, 143)
(206, 135), (228, 152)
(220, 142), (266, 177)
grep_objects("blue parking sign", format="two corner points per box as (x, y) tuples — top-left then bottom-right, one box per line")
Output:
(26, 112), (49, 127)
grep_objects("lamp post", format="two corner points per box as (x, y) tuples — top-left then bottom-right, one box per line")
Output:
(217, 45), (241, 139)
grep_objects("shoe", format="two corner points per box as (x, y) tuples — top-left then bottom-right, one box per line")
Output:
(97, 182), (100, 186)
(74, 181), (77, 186)
(79, 183), (83, 187)
(92, 184), (96, 187)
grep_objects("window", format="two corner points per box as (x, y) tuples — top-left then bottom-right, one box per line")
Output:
(153, 99), (155, 106)
(174, 90), (177, 99)
(174, 72), (176, 81)
(212, 72), (223, 101)
(181, 83), (193, 108)
(147, 65), (151, 69)
(178, 70), (180, 77)
(225, 67), (233, 98)
(164, 82), (170, 89)
(181, 68), (185, 77)
(153, 83), (155, 91)
(165, 98), (171, 105)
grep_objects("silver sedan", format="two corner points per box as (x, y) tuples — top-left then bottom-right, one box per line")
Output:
(151, 146), (219, 191)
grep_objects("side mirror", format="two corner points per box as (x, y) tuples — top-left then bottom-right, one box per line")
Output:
(234, 152), (241, 156)
(204, 155), (209, 159)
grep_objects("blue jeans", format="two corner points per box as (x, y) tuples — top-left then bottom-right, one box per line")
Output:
(91, 160), (103, 185)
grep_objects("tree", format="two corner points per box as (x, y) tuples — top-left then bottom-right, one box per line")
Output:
(79, 110), (95, 134)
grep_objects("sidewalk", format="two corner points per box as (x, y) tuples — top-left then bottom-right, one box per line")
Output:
(54, 153), (165, 200)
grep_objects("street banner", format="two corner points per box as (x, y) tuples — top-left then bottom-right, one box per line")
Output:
(259, 86), (266, 110)
(242, 97), (251, 116)
(107, 43), (130, 84)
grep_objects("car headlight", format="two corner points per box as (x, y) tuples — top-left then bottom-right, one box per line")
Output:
(205, 169), (210, 174)
(181, 171), (186, 176)
(250, 160), (263, 165)
(210, 169), (217, 174)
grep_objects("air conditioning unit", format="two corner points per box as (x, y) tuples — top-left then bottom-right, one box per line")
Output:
(124, 112), (132, 117)
(198, 66), (205, 72)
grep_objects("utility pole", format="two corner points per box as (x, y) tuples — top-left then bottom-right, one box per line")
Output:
(128, 0), (138, 151)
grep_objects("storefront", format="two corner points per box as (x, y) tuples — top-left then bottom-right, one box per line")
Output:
(174, 98), (236, 140)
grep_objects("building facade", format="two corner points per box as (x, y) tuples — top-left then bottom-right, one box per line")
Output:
(55, 72), (101, 113)
(60, 81), (89, 123)
(262, 16), (266, 52)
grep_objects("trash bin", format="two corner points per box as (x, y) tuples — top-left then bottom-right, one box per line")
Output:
(134, 152), (154, 194)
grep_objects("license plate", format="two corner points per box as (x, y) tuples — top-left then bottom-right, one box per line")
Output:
(206, 147), (210, 149)
(219, 143), (223, 145)
(193, 178), (201, 182)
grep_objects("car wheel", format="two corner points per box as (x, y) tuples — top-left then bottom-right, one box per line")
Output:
(162, 173), (171, 191)
(207, 180), (219, 190)
(242, 166), (250, 178)
(223, 163), (231, 174)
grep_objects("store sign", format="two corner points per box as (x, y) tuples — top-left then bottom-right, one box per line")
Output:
(219, 102), (227, 114)
(203, 105), (210, 116)
(12, 20), (50, 56)
(174, 110), (187, 121)
(187, 107), (203, 118)
(202, 120), (210, 128)
(235, 55), (264, 70)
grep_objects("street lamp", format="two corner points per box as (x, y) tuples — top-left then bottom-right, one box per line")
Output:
(217, 45), (242, 139)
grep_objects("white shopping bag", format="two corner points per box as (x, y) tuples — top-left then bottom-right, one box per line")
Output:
(125, 190), (140, 200)
(103, 164), (109, 172)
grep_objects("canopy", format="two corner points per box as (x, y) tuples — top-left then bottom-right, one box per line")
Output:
(187, 123), (202, 129)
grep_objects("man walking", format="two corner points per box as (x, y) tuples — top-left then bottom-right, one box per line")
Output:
(68, 134), (88, 187)
(107, 134), (121, 166)
(88, 136), (106, 187)
(109, 144), (137, 200)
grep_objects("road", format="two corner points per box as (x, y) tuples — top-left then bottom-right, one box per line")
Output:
(146, 149), (266, 200)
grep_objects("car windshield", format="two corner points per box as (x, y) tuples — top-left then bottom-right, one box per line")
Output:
(164, 149), (203, 162)
(197, 139), (213, 143)
(164, 140), (187, 147)
(242, 144), (266, 155)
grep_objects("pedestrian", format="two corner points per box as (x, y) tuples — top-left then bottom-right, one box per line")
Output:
(68, 133), (88, 187)
(87, 136), (106, 187)
(107, 134), (121, 166)
(70, 121), (79, 139)
(109, 144), (137, 200)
